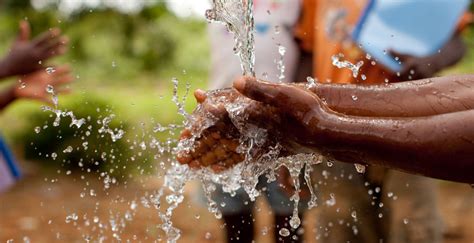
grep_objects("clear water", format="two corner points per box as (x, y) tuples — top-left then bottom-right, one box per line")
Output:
(331, 53), (364, 78)
(28, 2), (377, 242)
(206, 0), (256, 77)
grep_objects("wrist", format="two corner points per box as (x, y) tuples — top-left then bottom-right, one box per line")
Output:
(0, 85), (18, 109)
(0, 59), (12, 79)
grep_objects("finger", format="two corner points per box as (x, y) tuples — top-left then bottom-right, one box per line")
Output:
(17, 20), (31, 41)
(43, 45), (68, 59)
(46, 65), (70, 76)
(211, 163), (227, 173)
(42, 36), (69, 54)
(177, 152), (192, 164)
(189, 160), (202, 169)
(180, 129), (192, 139)
(202, 102), (226, 118)
(194, 89), (207, 103)
(32, 28), (61, 47)
(233, 76), (318, 118)
(55, 87), (72, 95)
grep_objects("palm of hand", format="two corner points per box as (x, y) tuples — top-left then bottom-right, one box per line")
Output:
(14, 66), (72, 103)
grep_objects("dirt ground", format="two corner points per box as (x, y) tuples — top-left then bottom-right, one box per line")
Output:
(1, 168), (473, 243)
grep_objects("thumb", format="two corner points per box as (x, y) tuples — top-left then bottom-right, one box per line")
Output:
(233, 76), (319, 119)
(17, 20), (31, 41)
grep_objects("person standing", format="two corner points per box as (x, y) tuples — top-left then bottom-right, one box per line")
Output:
(207, 1), (304, 242)
(293, 0), (470, 242)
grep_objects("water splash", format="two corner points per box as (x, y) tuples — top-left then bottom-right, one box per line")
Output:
(206, 0), (255, 76)
(331, 53), (364, 78)
(41, 85), (86, 128)
(276, 44), (286, 82)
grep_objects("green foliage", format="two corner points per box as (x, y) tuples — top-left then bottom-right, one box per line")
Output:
(16, 94), (153, 180)
(0, 3), (209, 83)
(0, 3), (209, 176)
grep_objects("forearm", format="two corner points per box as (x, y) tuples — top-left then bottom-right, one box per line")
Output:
(0, 86), (17, 110)
(310, 108), (474, 183)
(307, 75), (474, 117)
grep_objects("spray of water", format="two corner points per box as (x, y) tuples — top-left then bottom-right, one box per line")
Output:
(206, 0), (256, 77)
(331, 53), (364, 78)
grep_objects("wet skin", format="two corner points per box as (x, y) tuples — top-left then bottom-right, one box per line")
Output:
(178, 75), (474, 184)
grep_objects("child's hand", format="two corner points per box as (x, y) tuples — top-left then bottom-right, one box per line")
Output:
(233, 76), (328, 146)
(14, 65), (73, 103)
(177, 89), (245, 172)
(0, 21), (69, 78)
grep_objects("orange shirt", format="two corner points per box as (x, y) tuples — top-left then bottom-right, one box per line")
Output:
(295, 0), (471, 85)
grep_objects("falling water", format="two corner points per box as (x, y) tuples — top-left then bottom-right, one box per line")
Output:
(27, 2), (373, 242)
(206, 0), (256, 76)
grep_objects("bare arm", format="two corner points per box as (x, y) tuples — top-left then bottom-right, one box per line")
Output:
(0, 87), (17, 110)
(303, 75), (474, 117)
(235, 76), (474, 183)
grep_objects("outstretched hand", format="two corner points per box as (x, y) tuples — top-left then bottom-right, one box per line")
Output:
(233, 76), (329, 146)
(14, 65), (73, 103)
(177, 89), (245, 172)
(0, 21), (69, 78)
(177, 77), (332, 172)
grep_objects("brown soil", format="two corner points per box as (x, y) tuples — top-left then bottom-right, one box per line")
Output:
(0, 170), (473, 242)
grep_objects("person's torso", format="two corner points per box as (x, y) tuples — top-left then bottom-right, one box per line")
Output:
(298, 0), (396, 84)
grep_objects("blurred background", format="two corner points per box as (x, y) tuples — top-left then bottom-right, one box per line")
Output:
(0, 0), (473, 242)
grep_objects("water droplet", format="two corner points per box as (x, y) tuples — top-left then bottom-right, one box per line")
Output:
(351, 95), (358, 101)
(46, 85), (54, 94)
(354, 163), (365, 173)
(65, 213), (78, 223)
(63, 146), (73, 153)
(326, 193), (336, 206)
(279, 228), (290, 237)
(274, 25), (280, 34)
(289, 215), (301, 229)
(34, 126), (41, 134)
(45, 67), (56, 74)
(306, 76), (317, 88)
(403, 218), (409, 224)
(205, 232), (212, 240)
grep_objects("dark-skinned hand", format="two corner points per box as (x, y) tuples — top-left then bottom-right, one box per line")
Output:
(0, 20), (69, 78)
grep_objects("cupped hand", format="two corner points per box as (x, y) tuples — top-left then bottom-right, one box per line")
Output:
(233, 76), (329, 146)
(176, 89), (246, 172)
(14, 65), (73, 103)
(0, 21), (69, 77)
(177, 77), (331, 172)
